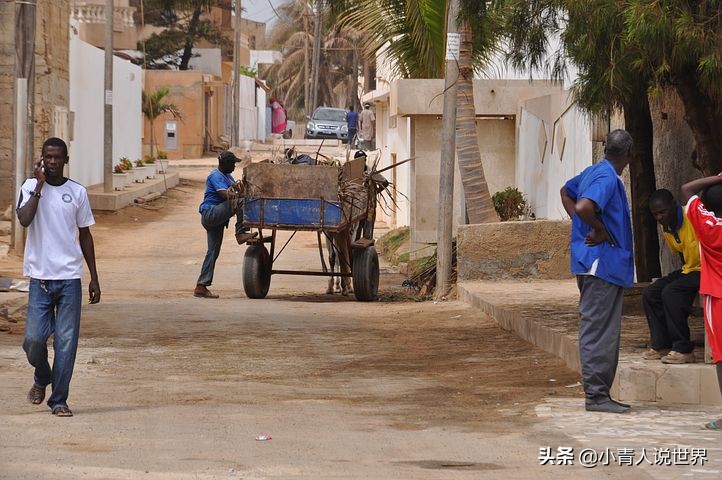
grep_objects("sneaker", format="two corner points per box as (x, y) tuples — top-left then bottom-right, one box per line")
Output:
(642, 348), (670, 360)
(661, 350), (696, 364)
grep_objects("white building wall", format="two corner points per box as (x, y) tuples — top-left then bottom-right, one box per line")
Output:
(374, 105), (411, 228)
(69, 26), (142, 187)
(238, 75), (258, 141)
(516, 92), (592, 219)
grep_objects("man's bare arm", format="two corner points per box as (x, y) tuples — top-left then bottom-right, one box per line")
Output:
(680, 174), (722, 204)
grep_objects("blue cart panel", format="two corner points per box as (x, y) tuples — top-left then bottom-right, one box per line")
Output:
(244, 198), (343, 229)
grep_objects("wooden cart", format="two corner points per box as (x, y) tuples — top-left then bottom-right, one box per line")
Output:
(240, 157), (379, 301)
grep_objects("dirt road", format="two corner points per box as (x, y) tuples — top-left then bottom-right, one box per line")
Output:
(0, 168), (659, 479)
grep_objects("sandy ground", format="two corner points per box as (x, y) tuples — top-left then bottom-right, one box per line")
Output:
(0, 165), (713, 479)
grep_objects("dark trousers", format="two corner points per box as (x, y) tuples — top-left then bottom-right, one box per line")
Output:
(196, 201), (244, 287)
(577, 275), (623, 401)
(642, 270), (699, 353)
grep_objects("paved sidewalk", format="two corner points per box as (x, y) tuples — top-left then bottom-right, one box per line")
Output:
(459, 279), (721, 406)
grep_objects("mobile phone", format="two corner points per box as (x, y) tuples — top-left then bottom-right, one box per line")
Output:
(39, 159), (45, 174)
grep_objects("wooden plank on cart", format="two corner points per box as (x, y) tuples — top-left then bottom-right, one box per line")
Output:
(244, 163), (340, 200)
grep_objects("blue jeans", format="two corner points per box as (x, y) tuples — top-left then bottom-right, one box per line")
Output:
(197, 201), (244, 286)
(23, 278), (82, 410)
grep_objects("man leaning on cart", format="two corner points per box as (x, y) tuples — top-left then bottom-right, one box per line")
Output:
(194, 150), (255, 299)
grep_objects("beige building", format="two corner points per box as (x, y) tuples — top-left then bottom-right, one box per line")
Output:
(143, 70), (228, 159)
(367, 78), (564, 256)
(71, 0), (137, 50)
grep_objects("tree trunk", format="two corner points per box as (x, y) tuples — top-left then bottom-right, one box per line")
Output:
(455, 21), (497, 224)
(179, 7), (202, 71)
(674, 64), (722, 176)
(623, 93), (660, 282)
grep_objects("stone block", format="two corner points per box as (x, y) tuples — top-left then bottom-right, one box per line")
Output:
(699, 366), (722, 406)
(618, 365), (657, 402)
(656, 366), (701, 404)
(457, 220), (572, 280)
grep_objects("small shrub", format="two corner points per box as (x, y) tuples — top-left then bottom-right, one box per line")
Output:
(143, 154), (156, 164)
(135, 159), (145, 167)
(492, 187), (528, 221)
(113, 164), (124, 174)
(156, 151), (168, 159)
(119, 158), (133, 170)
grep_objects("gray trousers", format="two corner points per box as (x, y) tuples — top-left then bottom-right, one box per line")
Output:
(577, 275), (624, 401)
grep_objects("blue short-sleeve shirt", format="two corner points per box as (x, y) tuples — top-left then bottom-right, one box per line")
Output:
(199, 168), (235, 213)
(346, 111), (358, 129)
(564, 159), (634, 287)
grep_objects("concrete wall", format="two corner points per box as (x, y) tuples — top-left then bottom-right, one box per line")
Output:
(457, 220), (572, 280)
(373, 102), (411, 229)
(144, 70), (206, 159)
(409, 115), (517, 254)
(0, 0), (16, 210)
(516, 91), (593, 219)
(72, 0), (137, 50)
(239, 75), (258, 141)
(0, 1), (70, 211)
(391, 79), (563, 117)
(69, 28), (142, 187)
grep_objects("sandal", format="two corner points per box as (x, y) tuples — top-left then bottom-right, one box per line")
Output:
(703, 421), (719, 431)
(52, 406), (73, 417)
(27, 384), (46, 405)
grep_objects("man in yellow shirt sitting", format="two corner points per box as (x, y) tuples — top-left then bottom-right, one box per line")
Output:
(643, 189), (701, 364)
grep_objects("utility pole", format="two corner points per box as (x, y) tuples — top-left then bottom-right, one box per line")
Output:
(309, 0), (323, 112)
(231, 0), (241, 146)
(435, 0), (460, 301)
(13, 0), (37, 252)
(103, 0), (113, 193)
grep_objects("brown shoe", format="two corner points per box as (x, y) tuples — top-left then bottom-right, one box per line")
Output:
(27, 384), (46, 405)
(642, 348), (670, 360)
(236, 231), (258, 245)
(193, 286), (219, 299)
(661, 350), (696, 364)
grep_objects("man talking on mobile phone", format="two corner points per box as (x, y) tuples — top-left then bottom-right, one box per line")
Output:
(16, 137), (101, 417)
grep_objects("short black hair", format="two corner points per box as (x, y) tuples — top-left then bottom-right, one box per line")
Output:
(42, 137), (68, 158)
(604, 129), (633, 158)
(702, 184), (722, 214)
(649, 189), (675, 206)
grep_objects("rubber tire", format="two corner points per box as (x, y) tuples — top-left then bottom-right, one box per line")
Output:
(352, 246), (379, 301)
(243, 244), (271, 299)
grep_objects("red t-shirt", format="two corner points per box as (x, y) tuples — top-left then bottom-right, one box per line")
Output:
(686, 195), (722, 298)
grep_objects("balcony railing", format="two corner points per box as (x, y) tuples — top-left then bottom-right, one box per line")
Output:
(71, 3), (136, 30)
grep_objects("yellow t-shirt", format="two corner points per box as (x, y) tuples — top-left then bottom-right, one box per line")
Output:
(662, 206), (701, 274)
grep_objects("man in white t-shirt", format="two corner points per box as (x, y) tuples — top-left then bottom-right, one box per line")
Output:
(16, 137), (101, 417)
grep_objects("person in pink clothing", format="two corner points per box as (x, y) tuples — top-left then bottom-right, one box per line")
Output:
(270, 97), (287, 134)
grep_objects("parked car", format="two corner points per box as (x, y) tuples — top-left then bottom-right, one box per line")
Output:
(304, 107), (349, 142)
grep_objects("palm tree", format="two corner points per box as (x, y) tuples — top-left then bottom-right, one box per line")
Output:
(263, 1), (362, 120)
(142, 87), (183, 158)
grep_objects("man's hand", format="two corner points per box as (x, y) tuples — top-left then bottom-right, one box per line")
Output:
(88, 279), (101, 304)
(34, 160), (46, 184)
(585, 227), (612, 246)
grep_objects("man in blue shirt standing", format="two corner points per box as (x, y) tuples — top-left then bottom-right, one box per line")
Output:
(346, 105), (358, 146)
(194, 150), (254, 298)
(560, 129), (635, 414)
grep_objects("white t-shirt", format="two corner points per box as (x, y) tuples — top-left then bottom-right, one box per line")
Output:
(18, 178), (95, 279)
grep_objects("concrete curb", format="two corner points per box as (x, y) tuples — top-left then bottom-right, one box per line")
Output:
(458, 280), (722, 406)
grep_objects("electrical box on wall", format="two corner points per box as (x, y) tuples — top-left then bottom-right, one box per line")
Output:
(165, 120), (178, 150)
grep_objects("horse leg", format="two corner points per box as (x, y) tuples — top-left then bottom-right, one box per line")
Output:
(326, 236), (336, 294)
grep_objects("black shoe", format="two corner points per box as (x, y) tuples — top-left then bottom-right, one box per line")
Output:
(585, 398), (630, 414)
(611, 398), (630, 408)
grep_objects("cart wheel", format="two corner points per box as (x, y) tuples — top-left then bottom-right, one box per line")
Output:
(352, 246), (379, 301)
(243, 244), (271, 299)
